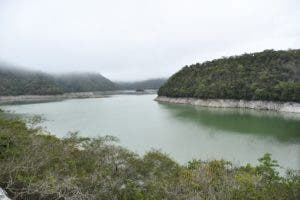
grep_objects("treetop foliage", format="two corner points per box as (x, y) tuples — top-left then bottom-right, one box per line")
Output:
(158, 49), (300, 102)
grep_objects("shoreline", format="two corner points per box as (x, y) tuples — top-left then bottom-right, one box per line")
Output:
(0, 92), (104, 104)
(155, 96), (300, 114)
(0, 90), (157, 104)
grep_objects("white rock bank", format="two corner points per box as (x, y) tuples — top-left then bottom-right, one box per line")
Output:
(155, 96), (300, 114)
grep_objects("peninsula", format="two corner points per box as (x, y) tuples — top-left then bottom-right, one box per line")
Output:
(157, 49), (300, 113)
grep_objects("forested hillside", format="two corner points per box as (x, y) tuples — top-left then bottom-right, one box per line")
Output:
(0, 65), (117, 95)
(54, 73), (117, 93)
(158, 49), (300, 102)
(118, 78), (167, 90)
(0, 66), (62, 95)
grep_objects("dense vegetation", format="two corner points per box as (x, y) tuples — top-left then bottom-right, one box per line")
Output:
(0, 63), (166, 96)
(0, 65), (117, 96)
(158, 49), (300, 102)
(118, 78), (167, 90)
(54, 73), (117, 93)
(0, 66), (62, 96)
(0, 111), (299, 199)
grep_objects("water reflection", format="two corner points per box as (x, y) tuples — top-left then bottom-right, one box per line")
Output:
(158, 102), (300, 143)
(3, 95), (300, 170)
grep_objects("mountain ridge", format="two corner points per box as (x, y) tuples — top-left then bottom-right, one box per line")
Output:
(0, 65), (118, 96)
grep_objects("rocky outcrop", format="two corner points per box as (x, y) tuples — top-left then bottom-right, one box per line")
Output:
(0, 187), (10, 200)
(155, 96), (300, 114)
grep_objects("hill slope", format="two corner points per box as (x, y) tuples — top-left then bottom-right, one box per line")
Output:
(158, 49), (300, 102)
(54, 73), (117, 93)
(0, 66), (62, 95)
(0, 65), (117, 96)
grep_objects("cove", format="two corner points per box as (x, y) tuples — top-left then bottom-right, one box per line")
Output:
(3, 94), (300, 170)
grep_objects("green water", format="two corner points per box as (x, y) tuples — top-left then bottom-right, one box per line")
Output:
(3, 94), (300, 170)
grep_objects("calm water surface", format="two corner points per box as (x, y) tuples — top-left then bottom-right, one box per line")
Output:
(3, 94), (300, 170)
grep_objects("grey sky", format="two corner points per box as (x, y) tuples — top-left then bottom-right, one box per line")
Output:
(0, 0), (299, 81)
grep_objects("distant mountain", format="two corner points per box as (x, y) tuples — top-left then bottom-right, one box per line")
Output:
(158, 49), (300, 102)
(117, 78), (167, 90)
(0, 65), (62, 96)
(54, 73), (117, 93)
(0, 64), (117, 96)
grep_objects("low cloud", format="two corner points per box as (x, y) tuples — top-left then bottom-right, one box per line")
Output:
(0, 0), (299, 81)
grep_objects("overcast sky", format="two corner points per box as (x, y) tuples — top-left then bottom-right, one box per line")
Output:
(0, 0), (299, 81)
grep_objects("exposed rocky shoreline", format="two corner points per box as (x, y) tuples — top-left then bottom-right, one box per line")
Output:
(0, 92), (105, 104)
(155, 96), (300, 114)
(0, 90), (157, 104)
(0, 187), (10, 199)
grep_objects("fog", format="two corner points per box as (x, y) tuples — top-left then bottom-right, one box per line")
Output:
(0, 0), (299, 81)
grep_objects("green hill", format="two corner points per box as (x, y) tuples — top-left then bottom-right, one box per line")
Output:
(0, 65), (117, 96)
(158, 49), (300, 102)
(0, 66), (62, 95)
(54, 73), (117, 93)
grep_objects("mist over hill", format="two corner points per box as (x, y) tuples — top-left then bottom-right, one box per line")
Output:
(0, 64), (62, 95)
(0, 64), (117, 96)
(0, 63), (166, 96)
(54, 73), (117, 93)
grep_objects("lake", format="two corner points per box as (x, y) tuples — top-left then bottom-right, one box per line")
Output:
(3, 94), (300, 170)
